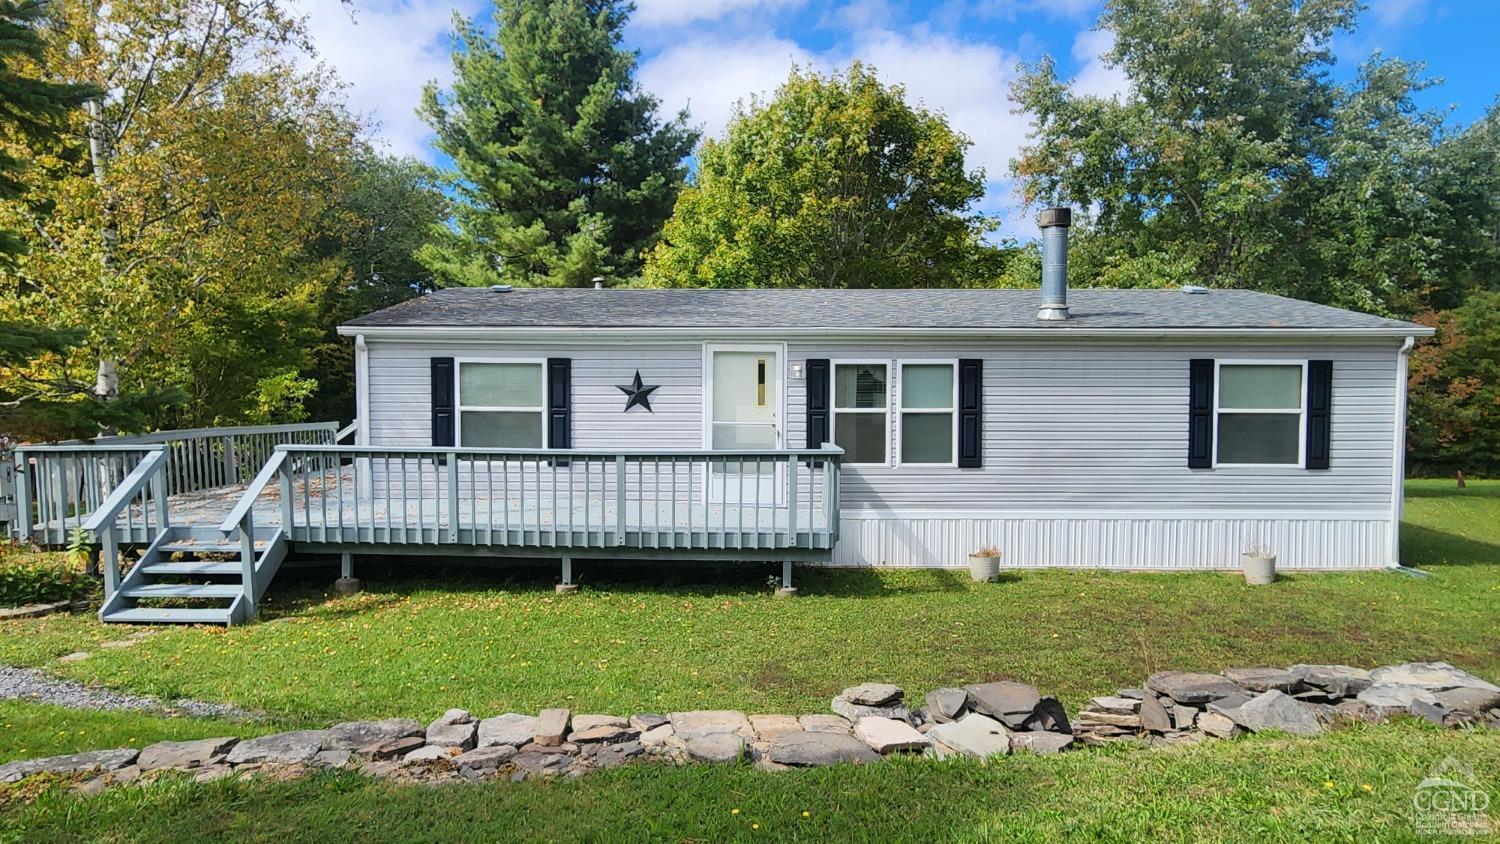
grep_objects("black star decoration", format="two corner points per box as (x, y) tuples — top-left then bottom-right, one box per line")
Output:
(616, 370), (660, 413)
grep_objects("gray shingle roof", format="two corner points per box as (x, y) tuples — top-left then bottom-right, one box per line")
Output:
(341, 287), (1426, 332)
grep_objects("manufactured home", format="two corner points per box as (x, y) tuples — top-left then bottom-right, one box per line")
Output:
(5, 210), (1433, 624)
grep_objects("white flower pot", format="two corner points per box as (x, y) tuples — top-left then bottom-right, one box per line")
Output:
(968, 554), (1001, 582)
(1242, 553), (1277, 585)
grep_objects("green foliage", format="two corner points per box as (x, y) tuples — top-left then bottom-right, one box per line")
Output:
(645, 63), (1003, 289)
(0, 0), (94, 262)
(303, 151), (449, 424)
(1407, 292), (1500, 476)
(0, 543), (94, 605)
(1010, 0), (1500, 315)
(420, 0), (697, 288)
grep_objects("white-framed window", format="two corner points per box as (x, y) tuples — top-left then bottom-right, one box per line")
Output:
(832, 362), (890, 465)
(1213, 361), (1306, 467)
(897, 361), (957, 466)
(455, 359), (546, 448)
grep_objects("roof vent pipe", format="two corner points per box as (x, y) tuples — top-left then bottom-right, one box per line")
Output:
(1037, 207), (1072, 321)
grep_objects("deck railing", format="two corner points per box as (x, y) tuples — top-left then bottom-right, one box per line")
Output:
(9, 421), (340, 545)
(80, 449), (171, 598)
(259, 444), (844, 552)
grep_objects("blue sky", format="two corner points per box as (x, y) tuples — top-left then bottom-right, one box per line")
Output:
(294, 0), (1498, 238)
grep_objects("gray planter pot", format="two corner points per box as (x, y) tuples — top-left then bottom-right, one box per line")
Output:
(968, 554), (1001, 582)
(1242, 552), (1277, 585)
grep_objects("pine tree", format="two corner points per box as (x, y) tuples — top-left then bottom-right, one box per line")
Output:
(0, 0), (91, 260)
(420, 0), (698, 287)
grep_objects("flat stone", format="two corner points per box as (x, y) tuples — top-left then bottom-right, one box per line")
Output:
(768, 731), (879, 766)
(1370, 662), (1500, 693)
(425, 721), (477, 751)
(1432, 686), (1500, 713)
(0, 749), (139, 784)
(639, 723), (676, 747)
(1076, 711), (1142, 728)
(1288, 664), (1372, 697)
(798, 714), (852, 734)
(568, 725), (634, 744)
(1357, 683), (1440, 708)
(511, 751), (570, 778)
(1010, 731), (1074, 755)
(224, 731), (328, 766)
(630, 714), (669, 732)
(854, 716), (931, 754)
(325, 719), (424, 750)
(403, 745), (456, 763)
(429, 708), (474, 728)
(356, 736), (425, 761)
(683, 733), (744, 764)
(580, 740), (643, 768)
(1087, 696), (1141, 715)
(1139, 694), (1173, 733)
(1235, 690), (1324, 736)
(99, 639), (140, 649)
(1222, 667), (1300, 693)
(138, 737), (239, 771)
(1410, 699), (1449, 727)
(1145, 672), (1245, 705)
(1172, 704), (1199, 731)
(1331, 700), (1386, 725)
(314, 749), (352, 768)
(455, 745), (517, 772)
(963, 682), (1041, 727)
(749, 714), (802, 742)
(535, 709), (570, 747)
(571, 714), (628, 732)
(194, 764), (235, 782)
(1024, 697), (1071, 733)
(669, 710), (754, 741)
(830, 697), (911, 724)
(58, 652), (90, 663)
(1196, 710), (1241, 738)
(840, 683), (904, 707)
(925, 688), (969, 723)
(1118, 688), (1146, 700)
(926, 713), (1012, 759)
(476, 713), (537, 748)
(1211, 691), (1254, 711)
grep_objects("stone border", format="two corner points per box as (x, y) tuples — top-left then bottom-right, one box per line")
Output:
(0, 599), (91, 621)
(3, 661), (1496, 792)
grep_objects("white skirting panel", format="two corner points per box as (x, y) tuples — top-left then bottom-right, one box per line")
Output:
(828, 511), (1393, 570)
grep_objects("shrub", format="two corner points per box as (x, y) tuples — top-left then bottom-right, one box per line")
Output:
(0, 544), (96, 606)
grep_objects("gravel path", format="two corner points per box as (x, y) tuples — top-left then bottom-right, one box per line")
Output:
(0, 666), (259, 721)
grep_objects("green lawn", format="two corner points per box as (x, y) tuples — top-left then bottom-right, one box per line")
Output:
(2, 479), (1498, 841)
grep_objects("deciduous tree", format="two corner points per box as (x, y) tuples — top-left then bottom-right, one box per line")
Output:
(644, 63), (1000, 289)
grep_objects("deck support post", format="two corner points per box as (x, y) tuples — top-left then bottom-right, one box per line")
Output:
(774, 560), (797, 599)
(556, 556), (578, 595)
(334, 552), (361, 596)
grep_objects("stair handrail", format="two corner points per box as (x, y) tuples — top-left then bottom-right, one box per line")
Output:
(218, 448), (289, 535)
(81, 446), (170, 600)
(219, 448), (290, 618)
(334, 420), (358, 443)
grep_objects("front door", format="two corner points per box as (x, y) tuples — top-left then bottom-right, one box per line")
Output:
(707, 347), (782, 509)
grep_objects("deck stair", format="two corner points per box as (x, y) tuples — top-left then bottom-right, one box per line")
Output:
(99, 524), (286, 626)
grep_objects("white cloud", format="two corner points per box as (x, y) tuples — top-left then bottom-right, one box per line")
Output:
(289, 0), (485, 161)
(632, 0), (806, 29)
(1368, 0), (1428, 27)
(639, 35), (813, 137)
(1069, 27), (1129, 99)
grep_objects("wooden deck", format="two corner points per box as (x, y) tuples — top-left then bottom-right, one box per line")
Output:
(9, 430), (844, 624)
(115, 464), (834, 554)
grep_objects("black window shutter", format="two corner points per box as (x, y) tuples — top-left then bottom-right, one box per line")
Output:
(431, 357), (455, 447)
(1188, 359), (1213, 468)
(958, 358), (983, 468)
(1306, 360), (1333, 470)
(805, 359), (831, 448)
(547, 358), (572, 449)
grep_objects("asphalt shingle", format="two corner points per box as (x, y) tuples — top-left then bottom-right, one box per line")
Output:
(341, 287), (1425, 332)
